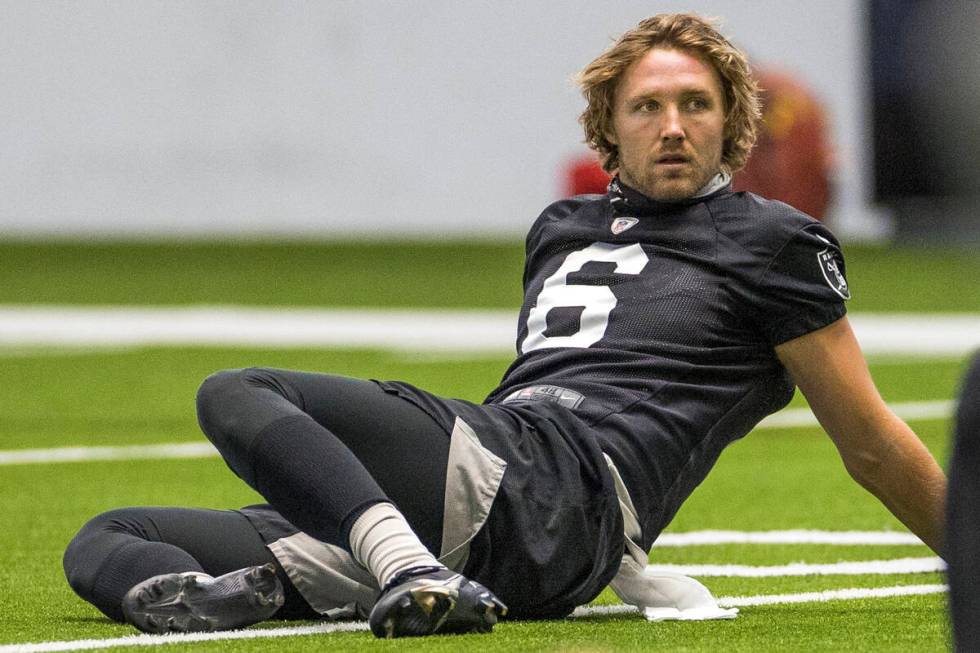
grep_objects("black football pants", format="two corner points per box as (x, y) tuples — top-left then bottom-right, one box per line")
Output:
(64, 369), (451, 621)
(62, 506), (318, 622)
(195, 369), (450, 553)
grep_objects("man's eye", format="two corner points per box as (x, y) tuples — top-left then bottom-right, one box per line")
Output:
(637, 101), (659, 112)
(687, 97), (709, 111)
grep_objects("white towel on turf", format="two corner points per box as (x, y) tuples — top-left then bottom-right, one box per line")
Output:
(610, 553), (739, 621)
(604, 453), (738, 621)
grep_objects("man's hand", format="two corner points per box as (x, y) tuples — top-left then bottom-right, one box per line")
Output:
(774, 316), (946, 556)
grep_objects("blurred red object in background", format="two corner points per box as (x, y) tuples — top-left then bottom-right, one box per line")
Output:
(564, 153), (612, 197)
(733, 70), (833, 220)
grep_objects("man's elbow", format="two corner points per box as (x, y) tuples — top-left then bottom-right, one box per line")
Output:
(840, 449), (885, 491)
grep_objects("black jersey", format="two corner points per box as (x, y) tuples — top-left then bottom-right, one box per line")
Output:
(485, 179), (849, 550)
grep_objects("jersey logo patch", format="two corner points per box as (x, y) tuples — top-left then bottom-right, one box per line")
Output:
(817, 248), (850, 300)
(610, 217), (639, 234)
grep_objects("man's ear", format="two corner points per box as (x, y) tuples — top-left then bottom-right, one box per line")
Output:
(604, 127), (618, 146)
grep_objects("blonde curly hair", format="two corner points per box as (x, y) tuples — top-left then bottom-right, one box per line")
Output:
(577, 13), (761, 174)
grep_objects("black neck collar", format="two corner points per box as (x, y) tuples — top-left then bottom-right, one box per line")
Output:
(608, 176), (731, 215)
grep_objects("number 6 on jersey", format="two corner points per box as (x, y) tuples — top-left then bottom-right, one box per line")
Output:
(522, 242), (649, 352)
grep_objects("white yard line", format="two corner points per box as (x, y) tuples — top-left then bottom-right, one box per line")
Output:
(0, 306), (517, 352)
(578, 583), (948, 617)
(755, 399), (954, 429)
(654, 530), (926, 547)
(1, 584), (947, 653)
(0, 394), (952, 467)
(0, 306), (978, 355)
(0, 443), (216, 465)
(650, 557), (944, 577)
(0, 346), (141, 359)
(0, 621), (370, 653)
(717, 583), (948, 607)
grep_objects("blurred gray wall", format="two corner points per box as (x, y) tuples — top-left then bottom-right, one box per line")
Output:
(887, 0), (980, 244)
(0, 1), (882, 239)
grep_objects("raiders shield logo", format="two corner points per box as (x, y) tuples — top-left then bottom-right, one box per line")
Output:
(817, 247), (850, 299)
(611, 217), (639, 234)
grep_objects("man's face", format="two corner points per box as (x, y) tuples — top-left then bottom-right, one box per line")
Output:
(609, 47), (726, 201)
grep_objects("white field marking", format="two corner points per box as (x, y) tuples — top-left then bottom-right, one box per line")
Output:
(849, 314), (980, 356)
(654, 530), (926, 546)
(392, 351), (968, 365)
(650, 556), (945, 577)
(576, 583), (948, 618)
(0, 346), (140, 358)
(0, 443), (216, 465)
(0, 306), (517, 352)
(859, 354), (967, 366)
(0, 392), (955, 468)
(1, 584), (949, 653)
(0, 306), (978, 355)
(392, 350), (516, 363)
(755, 399), (954, 429)
(0, 621), (370, 653)
(717, 583), (948, 607)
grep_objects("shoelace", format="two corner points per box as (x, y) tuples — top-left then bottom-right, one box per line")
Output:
(380, 565), (450, 594)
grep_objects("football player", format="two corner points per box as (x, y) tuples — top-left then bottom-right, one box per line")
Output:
(63, 13), (947, 639)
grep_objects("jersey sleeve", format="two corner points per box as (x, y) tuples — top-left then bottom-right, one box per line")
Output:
(753, 222), (850, 345)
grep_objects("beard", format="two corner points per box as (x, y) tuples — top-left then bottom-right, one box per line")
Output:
(618, 148), (721, 202)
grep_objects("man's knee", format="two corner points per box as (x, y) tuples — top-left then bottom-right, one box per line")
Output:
(63, 508), (147, 600)
(197, 368), (303, 484)
(196, 367), (298, 436)
(196, 369), (246, 441)
(196, 369), (260, 481)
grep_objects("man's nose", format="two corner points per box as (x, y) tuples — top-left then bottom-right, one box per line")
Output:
(661, 105), (685, 141)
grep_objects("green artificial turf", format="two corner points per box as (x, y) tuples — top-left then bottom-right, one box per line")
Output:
(0, 239), (978, 311)
(0, 239), (971, 651)
(0, 448), (953, 649)
(0, 240), (526, 309)
(0, 347), (965, 450)
(0, 349), (958, 651)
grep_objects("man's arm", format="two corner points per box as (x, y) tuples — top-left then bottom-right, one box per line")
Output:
(774, 316), (946, 556)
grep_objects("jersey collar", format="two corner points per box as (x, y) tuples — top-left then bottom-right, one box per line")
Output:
(608, 173), (732, 214)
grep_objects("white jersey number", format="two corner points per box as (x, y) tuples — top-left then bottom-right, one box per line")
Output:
(522, 242), (649, 352)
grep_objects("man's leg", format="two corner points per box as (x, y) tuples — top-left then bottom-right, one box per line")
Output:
(196, 369), (447, 560)
(63, 507), (317, 627)
(947, 352), (980, 651)
(195, 368), (505, 637)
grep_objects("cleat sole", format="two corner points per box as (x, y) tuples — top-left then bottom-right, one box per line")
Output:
(122, 564), (284, 634)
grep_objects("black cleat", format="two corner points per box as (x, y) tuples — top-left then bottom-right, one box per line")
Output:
(121, 563), (285, 634)
(368, 565), (507, 639)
